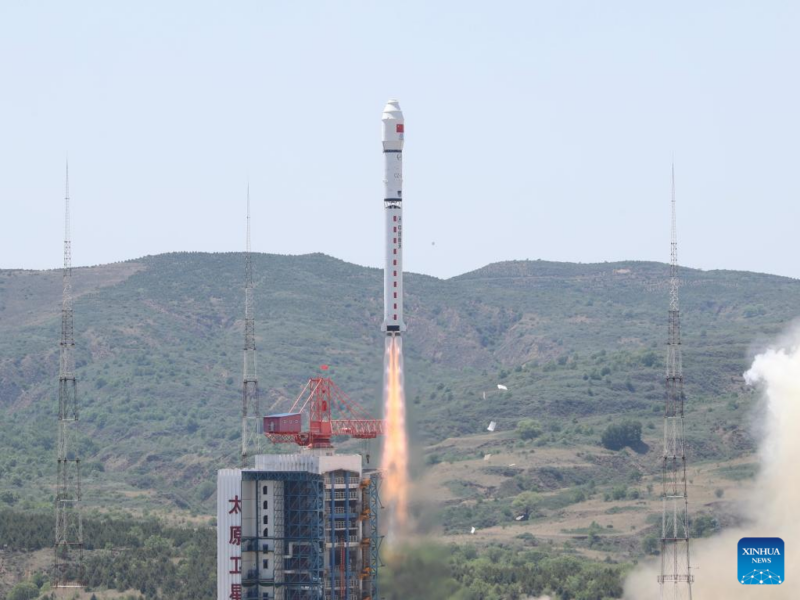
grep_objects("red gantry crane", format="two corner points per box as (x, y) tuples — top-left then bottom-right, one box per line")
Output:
(264, 373), (384, 449)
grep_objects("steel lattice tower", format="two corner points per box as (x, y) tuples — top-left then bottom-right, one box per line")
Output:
(241, 185), (261, 467)
(54, 161), (84, 588)
(658, 164), (693, 599)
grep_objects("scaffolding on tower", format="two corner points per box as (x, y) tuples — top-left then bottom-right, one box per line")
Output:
(264, 376), (385, 450)
(264, 375), (385, 600)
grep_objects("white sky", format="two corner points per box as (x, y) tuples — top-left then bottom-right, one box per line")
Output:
(1, 1), (798, 279)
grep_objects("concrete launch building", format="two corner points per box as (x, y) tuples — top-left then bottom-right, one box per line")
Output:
(218, 452), (381, 600)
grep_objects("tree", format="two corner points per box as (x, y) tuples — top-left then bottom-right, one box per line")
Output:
(691, 514), (719, 538)
(516, 419), (543, 440)
(30, 571), (47, 588)
(512, 491), (542, 515)
(642, 351), (659, 367)
(7, 582), (39, 600)
(611, 485), (627, 500)
(601, 420), (642, 450)
(642, 535), (660, 555)
(382, 543), (465, 599)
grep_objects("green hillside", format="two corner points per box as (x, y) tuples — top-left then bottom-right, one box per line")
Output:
(0, 252), (795, 516)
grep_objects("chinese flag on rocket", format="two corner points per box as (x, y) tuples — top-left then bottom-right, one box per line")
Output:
(396, 124), (404, 133)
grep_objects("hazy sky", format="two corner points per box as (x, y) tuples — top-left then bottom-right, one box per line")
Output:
(1, 2), (798, 279)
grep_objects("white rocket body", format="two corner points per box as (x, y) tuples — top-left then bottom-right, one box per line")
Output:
(382, 99), (406, 333)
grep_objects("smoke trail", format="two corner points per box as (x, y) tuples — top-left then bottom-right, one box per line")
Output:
(624, 333), (800, 598)
(381, 335), (409, 538)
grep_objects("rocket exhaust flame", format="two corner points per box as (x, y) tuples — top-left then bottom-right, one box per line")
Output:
(381, 335), (409, 537)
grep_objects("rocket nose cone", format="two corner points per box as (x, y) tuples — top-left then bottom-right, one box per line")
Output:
(382, 98), (404, 145)
(383, 99), (403, 120)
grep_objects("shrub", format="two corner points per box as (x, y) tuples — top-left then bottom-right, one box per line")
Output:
(601, 420), (642, 450)
(611, 485), (628, 501)
(512, 491), (542, 514)
(641, 351), (658, 367)
(691, 514), (719, 538)
(7, 582), (39, 600)
(516, 419), (543, 440)
(643, 535), (659, 555)
(425, 454), (441, 466)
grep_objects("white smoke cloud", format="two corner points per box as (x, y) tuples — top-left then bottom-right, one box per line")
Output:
(624, 335), (800, 598)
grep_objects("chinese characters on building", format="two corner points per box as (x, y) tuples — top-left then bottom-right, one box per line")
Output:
(228, 495), (242, 599)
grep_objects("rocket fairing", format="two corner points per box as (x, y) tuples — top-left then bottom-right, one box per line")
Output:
(382, 99), (406, 333)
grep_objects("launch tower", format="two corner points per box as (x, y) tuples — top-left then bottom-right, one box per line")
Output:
(242, 186), (261, 467)
(54, 162), (84, 589)
(657, 165), (694, 599)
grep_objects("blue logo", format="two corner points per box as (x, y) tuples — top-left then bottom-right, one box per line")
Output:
(738, 537), (784, 585)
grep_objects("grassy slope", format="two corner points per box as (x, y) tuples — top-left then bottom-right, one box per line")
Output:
(0, 252), (794, 518)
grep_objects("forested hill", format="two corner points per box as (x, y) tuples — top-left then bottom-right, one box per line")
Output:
(0, 252), (797, 513)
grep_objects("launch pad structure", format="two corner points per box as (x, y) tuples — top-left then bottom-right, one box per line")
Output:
(220, 372), (385, 600)
(218, 454), (381, 600)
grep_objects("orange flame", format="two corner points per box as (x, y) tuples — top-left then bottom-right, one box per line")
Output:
(381, 335), (409, 538)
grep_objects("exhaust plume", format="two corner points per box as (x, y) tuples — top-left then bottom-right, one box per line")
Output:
(381, 335), (409, 539)
(624, 333), (800, 598)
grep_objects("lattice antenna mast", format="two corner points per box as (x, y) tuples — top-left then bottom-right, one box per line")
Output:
(54, 160), (84, 588)
(658, 163), (693, 599)
(242, 184), (261, 467)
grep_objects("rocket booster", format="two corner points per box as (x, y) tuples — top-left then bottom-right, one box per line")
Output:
(382, 99), (406, 333)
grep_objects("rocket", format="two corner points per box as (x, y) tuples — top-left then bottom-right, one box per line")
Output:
(382, 99), (406, 333)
